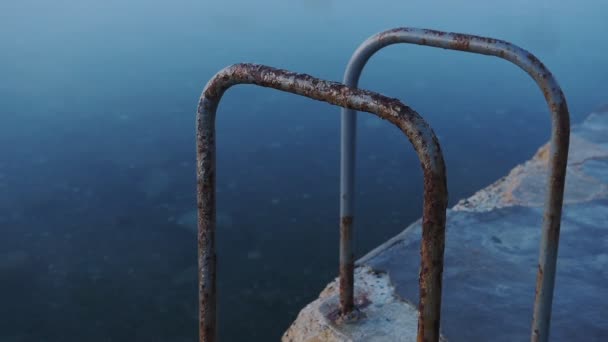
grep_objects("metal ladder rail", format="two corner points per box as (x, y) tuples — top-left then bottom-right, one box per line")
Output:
(339, 27), (570, 342)
(197, 63), (448, 342)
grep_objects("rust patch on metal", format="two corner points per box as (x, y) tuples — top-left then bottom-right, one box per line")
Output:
(340, 215), (355, 315)
(527, 53), (542, 66)
(420, 28), (446, 37)
(377, 27), (411, 42)
(535, 264), (544, 296)
(327, 292), (370, 324)
(328, 306), (367, 324)
(452, 34), (471, 50)
(341, 216), (354, 233)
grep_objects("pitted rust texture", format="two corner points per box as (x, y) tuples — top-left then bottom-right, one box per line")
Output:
(367, 28), (568, 112)
(342, 27), (570, 342)
(198, 64), (446, 180)
(451, 34), (471, 51)
(535, 265), (544, 297)
(340, 215), (355, 315)
(418, 164), (447, 342)
(197, 90), (218, 342)
(197, 63), (448, 342)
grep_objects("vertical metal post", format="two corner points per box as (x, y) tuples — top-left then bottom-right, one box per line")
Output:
(339, 111), (356, 315)
(339, 51), (370, 316)
(198, 63), (448, 342)
(339, 27), (570, 342)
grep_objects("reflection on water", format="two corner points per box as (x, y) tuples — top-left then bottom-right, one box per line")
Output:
(1, 0), (607, 340)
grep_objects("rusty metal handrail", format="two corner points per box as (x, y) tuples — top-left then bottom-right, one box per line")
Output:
(339, 27), (570, 342)
(197, 63), (448, 342)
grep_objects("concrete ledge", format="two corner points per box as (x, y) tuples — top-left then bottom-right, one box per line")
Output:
(282, 267), (446, 342)
(284, 108), (608, 341)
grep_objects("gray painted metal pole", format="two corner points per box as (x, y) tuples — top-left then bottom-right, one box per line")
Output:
(339, 27), (570, 342)
(198, 63), (448, 342)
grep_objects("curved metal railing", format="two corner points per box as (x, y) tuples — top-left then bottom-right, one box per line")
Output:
(339, 27), (570, 342)
(197, 63), (448, 342)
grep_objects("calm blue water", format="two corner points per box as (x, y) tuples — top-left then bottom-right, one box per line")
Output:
(1, 1), (607, 341)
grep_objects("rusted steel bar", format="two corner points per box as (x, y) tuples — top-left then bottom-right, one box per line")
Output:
(340, 27), (570, 342)
(339, 215), (354, 314)
(197, 63), (448, 342)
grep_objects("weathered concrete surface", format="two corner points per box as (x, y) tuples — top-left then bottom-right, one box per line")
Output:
(283, 266), (447, 342)
(284, 109), (608, 341)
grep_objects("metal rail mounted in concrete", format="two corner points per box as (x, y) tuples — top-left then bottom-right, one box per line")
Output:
(339, 27), (570, 342)
(197, 63), (448, 342)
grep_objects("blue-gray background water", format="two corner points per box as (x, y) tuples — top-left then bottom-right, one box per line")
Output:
(1, 0), (607, 341)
